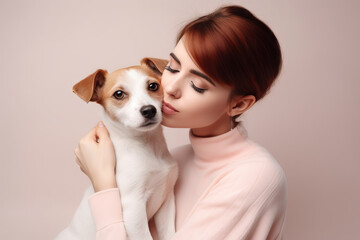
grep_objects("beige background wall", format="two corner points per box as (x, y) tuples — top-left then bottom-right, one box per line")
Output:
(0, 0), (359, 239)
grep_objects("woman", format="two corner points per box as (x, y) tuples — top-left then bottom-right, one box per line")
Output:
(75, 5), (287, 240)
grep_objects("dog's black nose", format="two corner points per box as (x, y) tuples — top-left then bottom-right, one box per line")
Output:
(140, 105), (157, 119)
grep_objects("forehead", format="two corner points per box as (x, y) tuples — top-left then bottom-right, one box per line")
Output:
(118, 68), (149, 85)
(104, 67), (158, 91)
(172, 37), (201, 71)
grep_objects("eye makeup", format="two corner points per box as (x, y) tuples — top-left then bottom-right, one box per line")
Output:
(191, 81), (206, 93)
(169, 53), (216, 87)
(164, 65), (178, 73)
(164, 65), (208, 94)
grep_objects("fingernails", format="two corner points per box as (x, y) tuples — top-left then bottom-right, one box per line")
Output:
(98, 121), (104, 128)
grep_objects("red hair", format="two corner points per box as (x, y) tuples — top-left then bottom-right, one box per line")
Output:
(176, 5), (282, 105)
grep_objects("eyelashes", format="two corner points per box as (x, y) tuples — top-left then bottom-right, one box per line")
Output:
(164, 65), (207, 94)
(191, 81), (206, 93)
(164, 65), (179, 73)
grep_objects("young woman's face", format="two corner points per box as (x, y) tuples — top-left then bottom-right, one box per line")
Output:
(161, 36), (233, 131)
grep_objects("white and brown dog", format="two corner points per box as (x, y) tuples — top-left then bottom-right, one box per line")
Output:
(56, 57), (178, 240)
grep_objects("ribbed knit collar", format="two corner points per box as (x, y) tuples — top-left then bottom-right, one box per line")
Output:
(189, 122), (248, 162)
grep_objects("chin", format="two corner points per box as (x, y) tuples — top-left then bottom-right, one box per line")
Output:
(137, 121), (160, 131)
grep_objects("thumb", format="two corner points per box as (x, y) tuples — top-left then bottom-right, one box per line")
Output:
(96, 121), (110, 141)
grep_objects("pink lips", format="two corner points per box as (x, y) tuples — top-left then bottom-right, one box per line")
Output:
(162, 101), (179, 114)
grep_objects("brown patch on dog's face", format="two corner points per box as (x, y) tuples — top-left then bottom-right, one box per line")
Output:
(99, 69), (131, 121)
(139, 66), (164, 102)
(146, 77), (163, 102)
(138, 57), (168, 102)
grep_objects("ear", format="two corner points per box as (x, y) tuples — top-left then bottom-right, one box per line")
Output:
(227, 95), (256, 117)
(72, 69), (108, 103)
(140, 57), (169, 76)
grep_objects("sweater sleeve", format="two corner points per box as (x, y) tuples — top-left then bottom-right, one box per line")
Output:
(88, 188), (128, 240)
(171, 160), (288, 240)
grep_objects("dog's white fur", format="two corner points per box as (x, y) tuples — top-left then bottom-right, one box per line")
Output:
(56, 58), (178, 240)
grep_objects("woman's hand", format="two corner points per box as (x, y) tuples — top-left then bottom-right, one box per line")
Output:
(74, 121), (117, 192)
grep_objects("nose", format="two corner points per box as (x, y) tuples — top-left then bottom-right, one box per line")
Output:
(163, 75), (181, 99)
(140, 105), (157, 119)
(166, 88), (180, 99)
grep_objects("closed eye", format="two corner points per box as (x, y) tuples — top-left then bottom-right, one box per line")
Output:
(164, 65), (179, 73)
(165, 65), (207, 94)
(191, 81), (207, 93)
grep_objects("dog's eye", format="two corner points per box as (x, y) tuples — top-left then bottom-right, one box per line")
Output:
(113, 90), (125, 100)
(148, 82), (159, 91)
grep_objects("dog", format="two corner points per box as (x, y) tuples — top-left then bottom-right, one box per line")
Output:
(55, 57), (178, 240)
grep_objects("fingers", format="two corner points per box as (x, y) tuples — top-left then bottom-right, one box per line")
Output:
(74, 149), (81, 167)
(75, 154), (86, 174)
(77, 128), (98, 148)
(74, 146), (80, 159)
(76, 121), (111, 147)
(85, 126), (98, 143)
(81, 121), (109, 144)
(74, 147), (82, 167)
(74, 155), (80, 166)
(74, 121), (111, 178)
(95, 121), (110, 142)
(80, 166), (86, 174)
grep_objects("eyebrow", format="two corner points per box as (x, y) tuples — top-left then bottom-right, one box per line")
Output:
(170, 52), (216, 86)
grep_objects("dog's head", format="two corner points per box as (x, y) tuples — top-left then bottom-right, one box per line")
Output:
(72, 57), (169, 131)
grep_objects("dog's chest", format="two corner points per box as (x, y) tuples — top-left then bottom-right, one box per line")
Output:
(109, 134), (173, 208)
(110, 135), (170, 176)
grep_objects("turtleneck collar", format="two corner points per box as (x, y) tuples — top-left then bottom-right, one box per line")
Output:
(189, 122), (249, 162)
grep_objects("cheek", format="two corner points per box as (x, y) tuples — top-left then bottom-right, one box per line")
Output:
(103, 97), (129, 122)
(179, 91), (229, 127)
(188, 96), (226, 118)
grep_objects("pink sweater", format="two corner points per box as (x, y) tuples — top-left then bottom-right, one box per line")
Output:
(88, 123), (288, 239)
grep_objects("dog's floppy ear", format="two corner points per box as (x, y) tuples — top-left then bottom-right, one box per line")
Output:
(72, 69), (108, 103)
(140, 57), (169, 76)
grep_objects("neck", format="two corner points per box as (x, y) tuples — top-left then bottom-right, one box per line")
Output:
(189, 121), (248, 162)
(191, 113), (232, 138)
